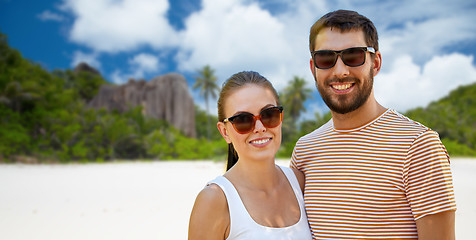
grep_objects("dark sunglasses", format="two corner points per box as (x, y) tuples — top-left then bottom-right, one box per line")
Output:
(223, 106), (283, 134)
(311, 47), (375, 69)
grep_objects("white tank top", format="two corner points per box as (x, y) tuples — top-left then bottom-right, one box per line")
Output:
(208, 165), (312, 240)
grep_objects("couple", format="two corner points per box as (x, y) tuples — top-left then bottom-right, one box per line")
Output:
(189, 10), (456, 239)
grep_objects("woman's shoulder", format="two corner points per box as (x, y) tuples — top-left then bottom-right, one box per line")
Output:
(196, 182), (228, 207)
(189, 181), (230, 238)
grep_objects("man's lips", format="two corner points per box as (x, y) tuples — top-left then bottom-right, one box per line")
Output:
(330, 82), (354, 92)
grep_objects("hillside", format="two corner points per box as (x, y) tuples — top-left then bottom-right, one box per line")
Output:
(405, 82), (476, 156)
(1, 30), (475, 162)
(0, 32), (225, 162)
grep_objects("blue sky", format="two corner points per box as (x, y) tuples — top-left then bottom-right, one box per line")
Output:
(1, 0), (476, 118)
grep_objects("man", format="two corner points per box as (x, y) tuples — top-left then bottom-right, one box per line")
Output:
(291, 10), (456, 239)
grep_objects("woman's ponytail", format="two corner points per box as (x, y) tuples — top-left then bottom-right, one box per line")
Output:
(226, 143), (239, 171)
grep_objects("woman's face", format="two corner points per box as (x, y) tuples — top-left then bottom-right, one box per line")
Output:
(217, 84), (282, 163)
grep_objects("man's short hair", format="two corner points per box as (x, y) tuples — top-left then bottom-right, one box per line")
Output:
(309, 10), (379, 52)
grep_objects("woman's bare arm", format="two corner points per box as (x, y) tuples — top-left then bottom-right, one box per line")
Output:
(188, 184), (230, 240)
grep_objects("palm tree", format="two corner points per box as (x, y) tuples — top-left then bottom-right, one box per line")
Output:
(281, 76), (312, 123)
(193, 65), (220, 141)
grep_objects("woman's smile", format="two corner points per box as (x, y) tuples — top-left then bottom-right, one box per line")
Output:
(249, 137), (272, 147)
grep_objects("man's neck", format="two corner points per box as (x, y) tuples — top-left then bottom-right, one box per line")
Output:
(331, 95), (387, 130)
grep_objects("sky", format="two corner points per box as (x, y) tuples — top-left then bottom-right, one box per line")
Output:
(1, 0), (476, 119)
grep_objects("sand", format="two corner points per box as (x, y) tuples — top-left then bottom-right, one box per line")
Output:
(0, 158), (474, 239)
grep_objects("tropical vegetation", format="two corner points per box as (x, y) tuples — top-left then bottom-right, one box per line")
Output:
(193, 65), (220, 141)
(0, 32), (225, 162)
(405, 82), (476, 156)
(0, 31), (475, 163)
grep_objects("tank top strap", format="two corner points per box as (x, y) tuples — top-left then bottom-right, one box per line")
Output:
(277, 165), (304, 202)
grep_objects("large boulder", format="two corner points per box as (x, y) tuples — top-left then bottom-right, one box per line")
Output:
(74, 62), (101, 75)
(88, 73), (196, 138)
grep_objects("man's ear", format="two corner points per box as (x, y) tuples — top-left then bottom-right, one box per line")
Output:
(372, 51), (382, 77)
(310, 58), (316, 76)
(217, 122), (232, 144)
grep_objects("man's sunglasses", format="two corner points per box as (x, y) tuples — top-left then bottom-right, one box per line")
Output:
(223, 106), (283, 134)
(311, 47), (375, 69)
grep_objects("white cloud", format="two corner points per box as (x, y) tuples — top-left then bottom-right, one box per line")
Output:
(60, 0), (476, 113)
(110, 69), (128, 85)
(174, 0), (476, 114)
(71, 50), (101, 69)
(129, 53), (160, 78)
(379, 15), (476, 70)
(62, 0), (178, 52)
(375, 53), (476, 112)
(37, 10), (65, 22)
(351, 0), (476, 72)
(176, 0), (326, 90)
(110, 53), (160, 84)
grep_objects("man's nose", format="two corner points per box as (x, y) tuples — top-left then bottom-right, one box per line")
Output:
(332, 56), (350, 77)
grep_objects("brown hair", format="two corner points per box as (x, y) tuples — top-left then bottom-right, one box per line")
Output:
(217, 71), (280, 170)
(309, 10), (379, 52)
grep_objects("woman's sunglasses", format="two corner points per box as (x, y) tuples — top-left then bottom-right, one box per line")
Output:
(311, 47), (375, 69)
(223, 106), (283, 134)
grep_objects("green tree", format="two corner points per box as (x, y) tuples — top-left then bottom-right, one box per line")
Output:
(52, 69), (107, 102)
(279, 76), (312, 150)
(281, 76), (312, 123)
(0, 105), (31, 159)
(0, 81), (38, 112)
(299, 111), (332, 136)
(193, 65), (220, 141)
(195, 105), (221, 141)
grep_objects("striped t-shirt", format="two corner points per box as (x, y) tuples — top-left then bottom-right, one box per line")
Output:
(291, 109), (456, 239)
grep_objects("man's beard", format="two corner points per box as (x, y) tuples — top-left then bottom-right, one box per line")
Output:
(316, 68), (374, 114)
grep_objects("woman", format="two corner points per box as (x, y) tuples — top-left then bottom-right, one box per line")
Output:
(188, 71), (312, 239)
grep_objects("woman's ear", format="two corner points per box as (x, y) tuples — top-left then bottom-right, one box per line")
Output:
(217, 122), (232, 144)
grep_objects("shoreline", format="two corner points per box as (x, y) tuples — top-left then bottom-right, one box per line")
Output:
(1, 156), (474, 164)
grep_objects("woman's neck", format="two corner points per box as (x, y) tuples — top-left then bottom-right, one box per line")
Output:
(225, 158), (281, 192)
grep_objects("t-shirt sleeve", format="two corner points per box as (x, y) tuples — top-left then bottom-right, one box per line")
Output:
(403, 129), (457, 220)
(290, 140), (301, 171)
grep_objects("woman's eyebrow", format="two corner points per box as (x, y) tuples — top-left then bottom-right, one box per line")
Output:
(260, 104), (277, 111)
(231, 104), (277, 116)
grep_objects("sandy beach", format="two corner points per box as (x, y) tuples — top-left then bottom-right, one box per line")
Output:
(0, 158), (474, 239)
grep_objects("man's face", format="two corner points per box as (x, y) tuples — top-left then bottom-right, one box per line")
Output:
(311, 28), (377, 114)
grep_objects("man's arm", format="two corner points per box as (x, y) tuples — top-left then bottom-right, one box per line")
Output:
(291, 168), (305, 193)
(405, 130), (457, 239)
(415, 210), (455, 240)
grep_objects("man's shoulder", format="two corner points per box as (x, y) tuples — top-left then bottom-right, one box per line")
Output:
(296, 120), (333, 144)
(295, 109), (438, 144)
(379, 109), (432, 133)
